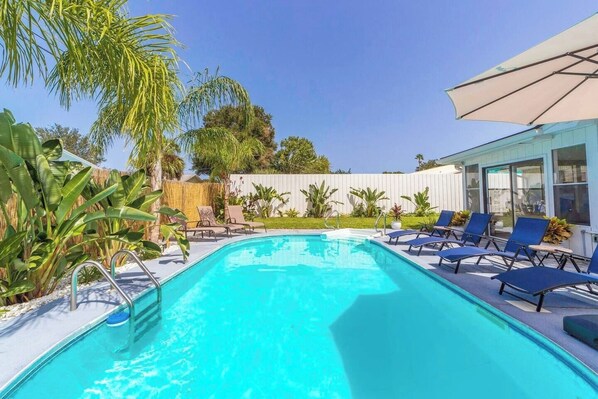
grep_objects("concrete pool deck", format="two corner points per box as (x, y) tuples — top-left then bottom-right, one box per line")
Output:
(0, 230), (597, 391)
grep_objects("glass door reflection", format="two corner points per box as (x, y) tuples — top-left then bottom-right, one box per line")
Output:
(484, 159), (546, 236)
(485, 165), (512, 235)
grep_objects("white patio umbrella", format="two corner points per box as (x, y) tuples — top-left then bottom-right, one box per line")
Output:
(447, 13), (598, 125)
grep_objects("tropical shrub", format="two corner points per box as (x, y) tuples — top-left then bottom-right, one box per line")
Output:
(252, 183), (290, 218)
(214, 181), (256, 221)
(543, 217), (573, 244)
(350, 203), (367, 217)
(401, 187), (437, 216)
(0, 109), (180, 304)
(451, 210), (471, 226)
(82, 169), (190, 264)
(416, 215), (439, 233)
(300, 181), (342, 218)
(349, 187), (389, 217)
(283, 208), (300, 218)
(389, 203), (404, 221)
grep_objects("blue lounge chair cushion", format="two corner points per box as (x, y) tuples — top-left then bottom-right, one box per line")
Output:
(492, 266), (598, 296)
(437, 246), (489, 262)
(436, 217), (549, 266)
(387, 229), (420, 239)
(437, 247), (537, 263)
(407, 213), (492, 251)
(387, 210), (455, 241)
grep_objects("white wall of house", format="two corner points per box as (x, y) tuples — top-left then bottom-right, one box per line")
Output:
(229, 173), (463, 216)
(443, 120), (598, 256)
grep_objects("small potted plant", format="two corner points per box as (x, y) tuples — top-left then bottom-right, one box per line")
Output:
(543, 216), (573, 245)
(389, 203), (404, 229)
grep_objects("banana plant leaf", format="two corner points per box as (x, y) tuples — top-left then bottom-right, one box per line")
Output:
(0, 280), (36, 298)
(41, 139), (63, 160)
(0, 231), (27, 267)
(55, 167), (93, 224)
(0, 166), (11, 203)
(35, 155), (61, 212)
(106, 206), (157, 222)
(0, 145), (39, 210)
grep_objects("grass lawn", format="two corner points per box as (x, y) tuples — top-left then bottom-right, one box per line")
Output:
(253, 215), (432, 230)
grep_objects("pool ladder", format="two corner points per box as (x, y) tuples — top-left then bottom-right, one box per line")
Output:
(324, 210), (341, 229)
(375, 211), (388, 236)
(70, 250), (162, 320)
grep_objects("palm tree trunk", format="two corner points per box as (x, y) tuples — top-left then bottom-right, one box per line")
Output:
(149, 159), (163, 242)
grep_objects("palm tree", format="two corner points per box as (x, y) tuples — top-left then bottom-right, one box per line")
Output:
(1, 1), (179, 138)
(2, 1), (182, 242)
(92, 70), (251, 240)
(415, 153), (424, 167)
(180, 127), (263, 218)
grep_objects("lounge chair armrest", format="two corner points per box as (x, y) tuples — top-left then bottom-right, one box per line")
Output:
(227, 217), (237, 224)
(199, 220), (213, 227)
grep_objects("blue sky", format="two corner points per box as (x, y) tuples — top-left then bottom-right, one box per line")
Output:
(1, 1), (597, 172)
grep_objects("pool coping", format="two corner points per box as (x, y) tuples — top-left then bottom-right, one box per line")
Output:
(1, 230), (597, 395)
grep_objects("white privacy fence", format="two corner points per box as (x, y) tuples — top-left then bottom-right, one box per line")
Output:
(230, 174), (464, 216)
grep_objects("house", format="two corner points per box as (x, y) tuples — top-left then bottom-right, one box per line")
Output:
(60, 149), (99, 169)
(178, 174), (203, 183)
(410, 164), (461, 175)
(439, 120), (597, 256)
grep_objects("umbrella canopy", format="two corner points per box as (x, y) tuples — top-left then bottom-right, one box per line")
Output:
(447, 13), (598, 125)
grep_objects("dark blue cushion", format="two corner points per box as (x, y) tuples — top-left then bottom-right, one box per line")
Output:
(493, 267), (598, 296)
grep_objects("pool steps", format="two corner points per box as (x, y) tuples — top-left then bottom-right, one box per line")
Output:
(321, 228), (382, 240)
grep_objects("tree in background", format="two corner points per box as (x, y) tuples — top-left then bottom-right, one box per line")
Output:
(181, 127), (264, 217)
(414, 154), (439, 171)
(36, 124), (105, 165)
(196, 105), (276, 173)
(273, 136), (330, 174)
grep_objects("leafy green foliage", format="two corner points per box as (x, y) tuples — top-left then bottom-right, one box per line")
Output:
(195, 105), (277, 173)
(300, 181), (342, 218)
(82, 169), (190, 262)
(401, 187), (437, 216)
(283, 208), (300, 218)
(273, 136), (330, 174)
(451, 210), (471, 226)
(349, 187), (389, 217)
(36, 124), (105, 165)
(252, 184), (289, 218)
(0, 109), (178, 304)
(415, 154), (439, 171)
(543, 216), (573, 244)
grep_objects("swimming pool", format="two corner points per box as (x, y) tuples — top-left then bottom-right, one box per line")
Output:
(2, 235), (597, 398)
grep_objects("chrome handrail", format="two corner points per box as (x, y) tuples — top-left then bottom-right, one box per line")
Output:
(375, 211), (388, 236)
(70, 260), (135, 319)
(111, 249), (162, 303)
(324, 210), (340, 229)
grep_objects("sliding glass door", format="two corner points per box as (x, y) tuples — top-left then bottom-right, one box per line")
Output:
(484, 159), (546, 236)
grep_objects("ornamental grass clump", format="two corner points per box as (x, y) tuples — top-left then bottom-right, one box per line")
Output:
(542, 216), (573, 244)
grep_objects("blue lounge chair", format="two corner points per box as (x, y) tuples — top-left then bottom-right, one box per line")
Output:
(492, 248), (598, 312)
(387, 210), (455, 245)
(436, 217), (550, 274)
(406, 213), (492, 256)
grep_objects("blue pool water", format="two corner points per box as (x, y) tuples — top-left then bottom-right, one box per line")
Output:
(2, 235), (597, 398)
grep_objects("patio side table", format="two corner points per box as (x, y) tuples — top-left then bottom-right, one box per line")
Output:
(528, 244), (581, 272)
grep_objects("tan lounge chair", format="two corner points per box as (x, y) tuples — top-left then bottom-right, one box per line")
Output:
(167, 215), (225, 240)
(197, 206), (245, 235)
(226, 205), (266, 232)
